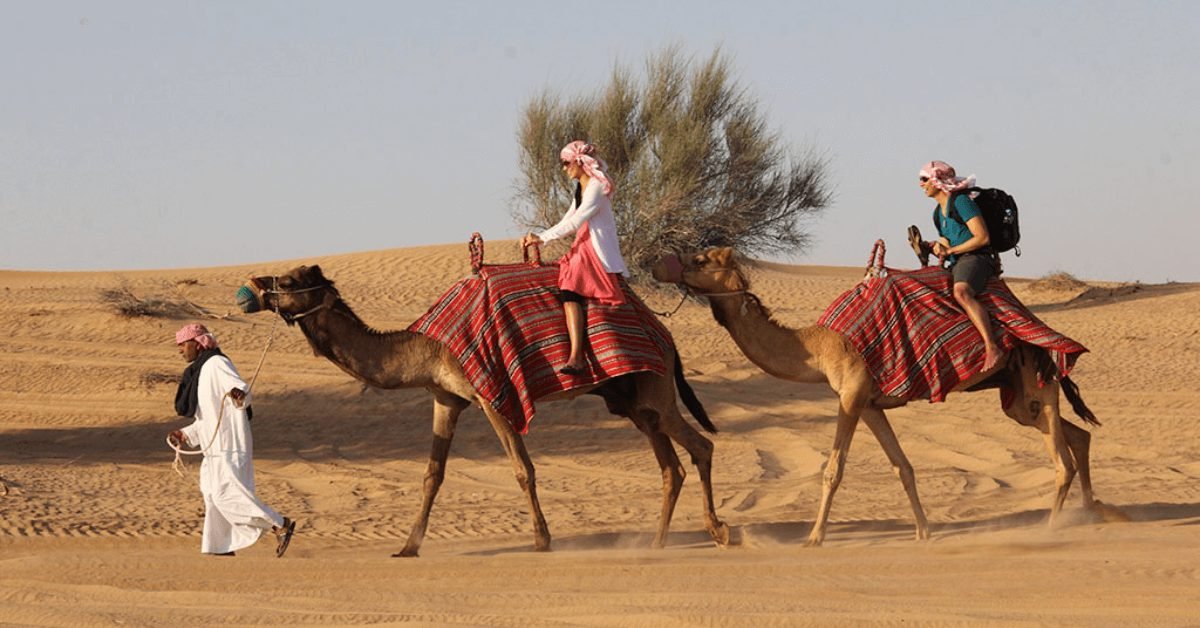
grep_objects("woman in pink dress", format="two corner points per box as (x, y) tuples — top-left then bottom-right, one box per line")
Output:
(520, 140), (628, 376)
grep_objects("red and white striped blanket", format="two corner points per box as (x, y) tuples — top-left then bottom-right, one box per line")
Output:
(408, 263), (671, 433)
(817, 266), (1087, 402)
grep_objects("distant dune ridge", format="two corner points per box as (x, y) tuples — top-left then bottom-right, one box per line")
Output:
(2, 241), (1198, 625)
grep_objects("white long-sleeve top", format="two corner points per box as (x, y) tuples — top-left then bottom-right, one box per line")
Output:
(536, 178), (628, 275)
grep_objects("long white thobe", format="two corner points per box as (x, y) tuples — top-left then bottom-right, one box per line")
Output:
(179, 355), (283, 554)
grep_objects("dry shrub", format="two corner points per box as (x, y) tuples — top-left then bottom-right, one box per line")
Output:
(514, 46), (831, 279)
(100, 284), (190, 318)
(140, 371), (179, 388)
(1030, 271), (1088, 292)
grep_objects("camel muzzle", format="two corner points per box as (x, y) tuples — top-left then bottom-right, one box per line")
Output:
(655, 254), (685, 284)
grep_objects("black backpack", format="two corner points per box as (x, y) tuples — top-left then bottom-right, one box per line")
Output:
(943, 187), (1021, 256)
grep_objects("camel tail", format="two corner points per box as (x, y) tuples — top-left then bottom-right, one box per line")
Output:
(674, 355), (717, 434)
(1061, 375), (1100, 426)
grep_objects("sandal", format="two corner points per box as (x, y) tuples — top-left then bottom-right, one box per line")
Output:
(275, 517), (297, 558)
(907, 225), (931, 267)
(558, 364), (587, 376)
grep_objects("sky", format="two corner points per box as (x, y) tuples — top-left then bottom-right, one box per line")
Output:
(3, 1), (1198, 283)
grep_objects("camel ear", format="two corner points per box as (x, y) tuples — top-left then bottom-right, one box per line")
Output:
(712, 247), (734, 266)
(299, 264), (326, 282)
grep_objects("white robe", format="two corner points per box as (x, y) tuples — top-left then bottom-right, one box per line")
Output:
(179, 355), (283, 554)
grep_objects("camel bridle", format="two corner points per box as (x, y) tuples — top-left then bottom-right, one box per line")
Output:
(248, 276), (335, 323)
(649, 253), (750, 318)
(662, 253), (750, 298)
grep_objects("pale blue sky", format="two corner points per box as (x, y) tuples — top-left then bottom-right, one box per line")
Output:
(3, 1), (1197, 282)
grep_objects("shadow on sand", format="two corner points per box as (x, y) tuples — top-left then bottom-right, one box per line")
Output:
(460, 501), (1200, 557)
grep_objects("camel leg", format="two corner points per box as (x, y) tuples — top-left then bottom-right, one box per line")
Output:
(1062, 420), (1095, 508)
(645, 398), (731, 547)
(806, 396), (864, 547)
(631, 414), (687, 549)
(1034, 386), (1075, 526)
(480, 403), (552, 552)
(667, 413), (729, 545)
(861, 407), (930, 541)
(1007, 349), (1077, 526)
(395, 393), (467, 557)
(806, 393), (864, 547)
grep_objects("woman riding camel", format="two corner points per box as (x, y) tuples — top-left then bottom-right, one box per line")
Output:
(520, 140), (628, 376)
(918, 160), (1005, 372)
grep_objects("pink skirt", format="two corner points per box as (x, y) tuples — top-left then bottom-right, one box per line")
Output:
(558, 223), (625, 306)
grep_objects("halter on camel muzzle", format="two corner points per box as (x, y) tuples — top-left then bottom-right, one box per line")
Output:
(654, 252), (749, 299)
(236, 276), (333, 323)
(235, 280), (266, 314)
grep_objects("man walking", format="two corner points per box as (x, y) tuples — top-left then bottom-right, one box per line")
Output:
(167, 323), (296, 557)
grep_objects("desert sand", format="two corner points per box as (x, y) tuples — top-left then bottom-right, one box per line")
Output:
(2, 241), (1198, 626)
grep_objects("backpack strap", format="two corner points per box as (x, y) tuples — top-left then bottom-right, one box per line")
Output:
(933, 192), (967, 237)
(946, 191), (967, 227)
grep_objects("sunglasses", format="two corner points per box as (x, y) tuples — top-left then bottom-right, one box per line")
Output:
(918, 176), (930, 183)
(561, 160), (573, 168)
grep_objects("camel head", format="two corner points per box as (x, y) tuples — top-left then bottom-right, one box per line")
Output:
(651, 247), (749, 296)
(237, 264), (338, 324)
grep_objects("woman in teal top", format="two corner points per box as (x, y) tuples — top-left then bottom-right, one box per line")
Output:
(918, 160), (1003, 373)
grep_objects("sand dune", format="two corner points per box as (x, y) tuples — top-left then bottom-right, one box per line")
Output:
(2, 241), (1198, 625)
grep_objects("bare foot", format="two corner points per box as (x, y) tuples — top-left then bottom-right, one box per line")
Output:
(981, 346), (1004, 372)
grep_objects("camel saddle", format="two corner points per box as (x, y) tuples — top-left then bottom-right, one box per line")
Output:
(817, 266), (1088, 403)
(408, 262), (671, 433)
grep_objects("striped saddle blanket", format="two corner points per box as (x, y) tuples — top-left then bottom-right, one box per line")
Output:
(408, 263), (671, 433)
(817, 266), (1087, 403)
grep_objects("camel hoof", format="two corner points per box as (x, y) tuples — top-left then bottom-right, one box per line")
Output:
(534, 540), (552, 552)
(915, 527), (931, 541)
(392, 547), (420, 558)
(803, 537), (824, 548)
(714, 523), (742, 548)
(1092, 500), (1132, 523)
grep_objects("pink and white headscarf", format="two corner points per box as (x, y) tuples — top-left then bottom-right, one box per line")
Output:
(561, 140), (614, 197)
(919, 160), (976, 194)
(175, 323), (219, 350)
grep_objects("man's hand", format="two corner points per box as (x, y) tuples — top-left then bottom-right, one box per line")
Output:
(168, 429), (188, 448)
(229, 388), (247, 408)
(932, 240), (951, 263)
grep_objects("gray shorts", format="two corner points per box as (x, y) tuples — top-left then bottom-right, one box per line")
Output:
(951, 253), (997, 293)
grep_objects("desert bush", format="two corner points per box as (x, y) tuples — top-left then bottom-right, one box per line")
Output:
(513, 46), (832, 278)
(140, 371), (179, 388)
(1030, 271), (1088, 292)
(100, 285), (180, 318)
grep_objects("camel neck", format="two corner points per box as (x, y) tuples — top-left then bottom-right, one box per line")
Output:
(297, 305), (440, 390)
(706, 292), (829, 384)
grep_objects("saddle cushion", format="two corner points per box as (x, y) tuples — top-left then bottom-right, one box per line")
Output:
(409, 263), (671, 433)
(817, 266), (1087, 403)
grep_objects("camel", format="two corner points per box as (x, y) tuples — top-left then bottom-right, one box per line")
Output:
(652, 247), (1100, 546)
(238, 264), (733, 556)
